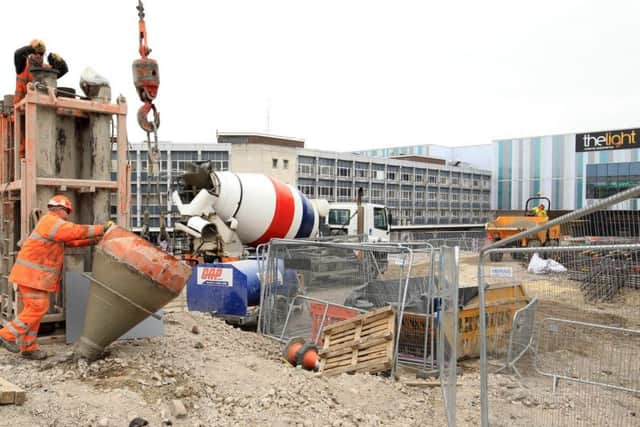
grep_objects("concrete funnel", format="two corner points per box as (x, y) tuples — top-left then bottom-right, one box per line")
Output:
(75, 226), (192, 361)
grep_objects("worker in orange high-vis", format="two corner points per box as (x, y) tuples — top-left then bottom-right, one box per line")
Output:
(14, 39), (68, 158)
(0, 195), (112, 360)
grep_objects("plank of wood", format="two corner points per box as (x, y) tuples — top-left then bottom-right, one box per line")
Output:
(322, 307), (393, 335)
(349, 320), (363, 367)
(324, 359), (392, 376)
(361, 317), (391, 332)
(319, 332), (393, 357)
(0, 376), (25, 405)
(323, 345), (389, 368)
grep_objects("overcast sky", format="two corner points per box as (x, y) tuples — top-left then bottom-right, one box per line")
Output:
(2, 1), (640, 151)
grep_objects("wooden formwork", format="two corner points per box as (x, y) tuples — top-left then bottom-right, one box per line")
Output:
(319, 306), (395, 376)
(0, 74), (130, 326)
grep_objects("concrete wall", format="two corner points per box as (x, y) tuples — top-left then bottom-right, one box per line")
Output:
(230, 143), (297, 185)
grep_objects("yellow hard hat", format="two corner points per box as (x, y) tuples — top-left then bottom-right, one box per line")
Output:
(30, 39), (46, 54)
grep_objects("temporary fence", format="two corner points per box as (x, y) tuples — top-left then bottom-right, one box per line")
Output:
(392, 230), (485, 253)
(258, 239), (465, 375)
(477, 185), (640, 427)
(437, 246), (460, 427)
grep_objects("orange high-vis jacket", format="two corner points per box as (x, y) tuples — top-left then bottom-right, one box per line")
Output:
(8, 211), (104, 292)
(14, 55), (41, 104)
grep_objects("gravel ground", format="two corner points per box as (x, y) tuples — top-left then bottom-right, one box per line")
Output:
(2, 305), (637, 426)
(0, 312), (443, 427)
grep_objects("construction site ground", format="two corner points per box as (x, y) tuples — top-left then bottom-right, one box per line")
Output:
(1, 256), (638, 426)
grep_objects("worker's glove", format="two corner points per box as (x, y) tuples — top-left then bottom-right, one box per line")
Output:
(30, 39), (46, 53)
(48, 53), (63, 63)
(103, 220), (114, 232)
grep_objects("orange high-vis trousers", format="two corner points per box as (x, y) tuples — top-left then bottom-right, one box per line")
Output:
(0, 285), (49, 352)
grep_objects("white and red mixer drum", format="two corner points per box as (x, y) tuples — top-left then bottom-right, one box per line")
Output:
(210, 172), (319, 246)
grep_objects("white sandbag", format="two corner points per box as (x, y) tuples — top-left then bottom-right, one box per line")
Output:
(79, 66), (110, 87)
(527, 253), (567, 274)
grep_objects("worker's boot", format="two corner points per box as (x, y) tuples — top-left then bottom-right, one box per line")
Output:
(0, 336), (19, 353)
(21, 349), (48, 360)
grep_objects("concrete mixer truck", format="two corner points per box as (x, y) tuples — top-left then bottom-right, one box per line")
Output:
(170, 162), (390, 325)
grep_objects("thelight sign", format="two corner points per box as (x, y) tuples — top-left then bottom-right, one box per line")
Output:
(196, 266), (233, 287)
(576, 128), (639, 152)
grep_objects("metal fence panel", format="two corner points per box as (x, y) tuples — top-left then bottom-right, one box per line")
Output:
(259, 240), (437, 374)
(477, 185), (640, 427)
(438, 245), (459, 427)
(496, 297), (538, 378)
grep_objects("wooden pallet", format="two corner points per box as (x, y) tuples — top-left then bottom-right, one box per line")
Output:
(0, 376), (25, 405)
(319, 306), (395, 376)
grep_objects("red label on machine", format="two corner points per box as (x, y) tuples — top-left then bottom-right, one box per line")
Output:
(197, 266), (233, 287)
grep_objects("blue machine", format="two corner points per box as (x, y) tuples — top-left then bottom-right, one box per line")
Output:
(186, 260), (262, 319)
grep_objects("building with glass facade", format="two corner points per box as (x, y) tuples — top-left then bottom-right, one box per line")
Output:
(493, 126), (640, 211)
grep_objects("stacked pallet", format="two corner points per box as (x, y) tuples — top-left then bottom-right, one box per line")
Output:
(319, 306), (395, 376)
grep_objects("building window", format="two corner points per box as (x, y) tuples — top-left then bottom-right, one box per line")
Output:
(372, 169), (385, 180)
(401, 173), (411, 183)
(402, 191), (411, 201)
(298, 163), (314, 175)
(319, 165), (334, 177)
(462, 192), (470, 201)
(318, 185), (334, 198)
(298, 184), (315, 197)
(440, 192), (449, 201)
(386, 171), (397, 181)
(283, 159), (289, 170)
(439, 175), (448, 185)
(452, 193), (459, 201)
(428, 191), (437, 200)
(355, 168), (368, 178)
(416, 191), (425, 201)
(272, 158), (278, 168)
(440, 209), (449, 217)
(387, 189), (398, 200)
(586, 161), (640, 199)
(452, 176), (460, 185)
(428, 175), (437, 185)
(372, 188), (384, 199)
(473, 193), (480, 201)
(337, 187), (352, 201)
(337, 166), (351, 177)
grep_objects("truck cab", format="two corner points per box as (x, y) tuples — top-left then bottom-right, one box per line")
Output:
(325, 203), (390, 242)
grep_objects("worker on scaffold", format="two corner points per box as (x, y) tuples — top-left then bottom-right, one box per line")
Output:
(14, 39), (68, 157)
(0, 196), (112, 360)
